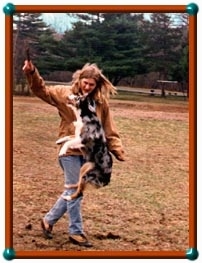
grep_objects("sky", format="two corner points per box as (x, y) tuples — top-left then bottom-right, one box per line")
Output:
(41, 13), (186, 33)
(41, 13), (76, 33)
(41, 13), (153, 33)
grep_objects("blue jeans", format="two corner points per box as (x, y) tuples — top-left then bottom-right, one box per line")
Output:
(44, 155), (85, 235)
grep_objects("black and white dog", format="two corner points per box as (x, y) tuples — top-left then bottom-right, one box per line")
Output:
(56, 94), (113, 200)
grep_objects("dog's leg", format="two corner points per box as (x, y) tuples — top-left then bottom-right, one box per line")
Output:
(58, 108), (83, 155)
(58, 137), (82, 156)
(56, 136), (72, 144)
(62, 162), (95, 201)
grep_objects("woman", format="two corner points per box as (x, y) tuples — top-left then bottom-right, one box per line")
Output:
(22, 61), (125, 247)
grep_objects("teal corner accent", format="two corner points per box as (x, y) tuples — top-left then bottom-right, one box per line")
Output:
(186, 248), (199, 261)
(186, 3), (199, 15)
(3, 3), (15, 15)
(3, 248), (16, 260)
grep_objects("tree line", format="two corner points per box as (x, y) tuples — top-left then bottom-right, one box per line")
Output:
(13, 12), (188, 96)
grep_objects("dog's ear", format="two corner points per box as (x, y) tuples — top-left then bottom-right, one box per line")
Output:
(67, 95), (76, 106)
(88, 104), (96, 113)
(68, 94), (77, 100)
(87, 97), (96, 113)
(67, 94), (81, 108)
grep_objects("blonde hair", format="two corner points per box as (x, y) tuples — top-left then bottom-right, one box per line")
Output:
(71, 63), (117, 103)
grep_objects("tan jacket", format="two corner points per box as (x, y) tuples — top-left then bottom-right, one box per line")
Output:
(26, 68), (125, 160)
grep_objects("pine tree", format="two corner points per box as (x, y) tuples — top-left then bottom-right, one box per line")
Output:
(60, 13), (149, 85)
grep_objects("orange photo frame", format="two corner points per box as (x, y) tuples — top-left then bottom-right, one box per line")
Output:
(4, 3), (198, 260)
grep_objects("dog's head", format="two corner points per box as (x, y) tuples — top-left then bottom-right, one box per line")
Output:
(67, 94), (96, 117)
(78, 95), (96, 118)
(67, 93), (97, 122)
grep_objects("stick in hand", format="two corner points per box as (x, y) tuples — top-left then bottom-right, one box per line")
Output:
(23, 47), (35, 73)
(26, 47), (30, 62)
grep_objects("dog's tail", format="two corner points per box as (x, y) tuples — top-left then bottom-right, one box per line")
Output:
(80, 161), (95, 177)
(63, 162), (95, 201)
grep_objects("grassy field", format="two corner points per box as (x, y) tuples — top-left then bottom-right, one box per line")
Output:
(12, 94), (189, 253)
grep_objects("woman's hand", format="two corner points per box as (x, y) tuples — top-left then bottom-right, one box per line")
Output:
(112, 149), (126, 161)
(22, 60), (35, 74)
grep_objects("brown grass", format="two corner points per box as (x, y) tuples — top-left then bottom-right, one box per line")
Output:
(12, 96), (189, 252)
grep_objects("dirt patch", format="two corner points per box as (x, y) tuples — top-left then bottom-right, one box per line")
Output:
(110, 99), (188, 121)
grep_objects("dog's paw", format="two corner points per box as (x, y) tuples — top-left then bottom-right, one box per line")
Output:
(62, 195), (72, 201)
(58, 150), (67, 156)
